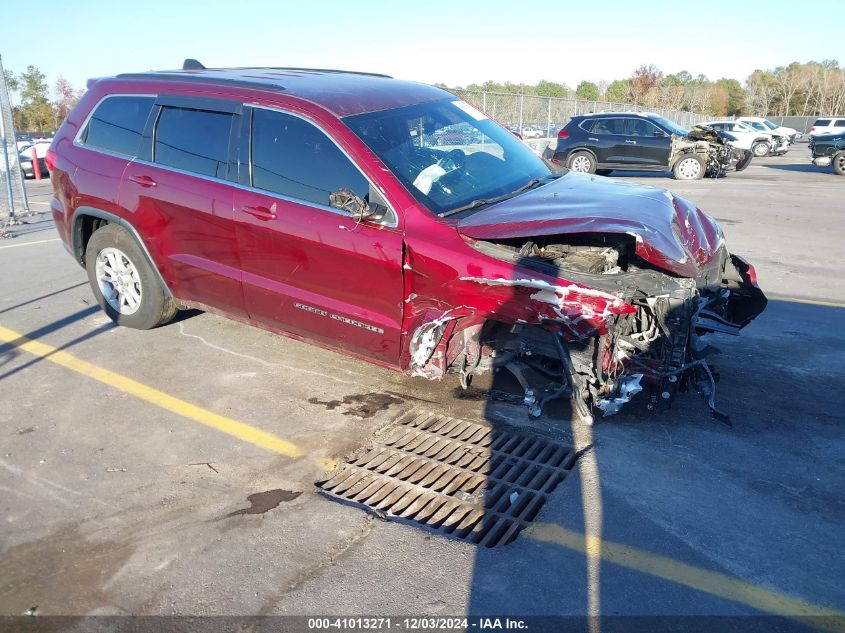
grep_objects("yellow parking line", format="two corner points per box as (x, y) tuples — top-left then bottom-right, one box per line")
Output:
(0, 238), (61, 250)
(529, 523), (845, 632)
(0, 324), (303, 459)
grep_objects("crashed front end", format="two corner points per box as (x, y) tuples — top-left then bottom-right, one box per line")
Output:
(405, 176), (766, 423)
(672, 126), (752, 176)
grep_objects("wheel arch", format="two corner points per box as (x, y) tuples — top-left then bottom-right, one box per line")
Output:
(71, 207), (173, 298)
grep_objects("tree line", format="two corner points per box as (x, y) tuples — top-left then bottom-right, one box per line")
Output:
(445, 60), (845, 117)
(3, 66), (83, 134)
(5, 59), (844, 133)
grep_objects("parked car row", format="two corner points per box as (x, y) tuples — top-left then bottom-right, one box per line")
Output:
(45, 61), (766, 421)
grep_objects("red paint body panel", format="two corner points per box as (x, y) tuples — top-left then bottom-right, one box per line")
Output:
(120, 162), (247, 317)
(455, 172), (725, 279)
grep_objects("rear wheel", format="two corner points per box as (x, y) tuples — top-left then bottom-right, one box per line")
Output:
(672, 154), (705, 180)
(567, 151), (596, 174)
(752, 141), (770, 157)
(85, 224), (178, 329)
(832, 151), (845, 176)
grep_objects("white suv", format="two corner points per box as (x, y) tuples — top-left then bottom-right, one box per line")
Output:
(736, 117), (801, 144)
(809, 117), (845, 136)
(705, 121), (776, 156)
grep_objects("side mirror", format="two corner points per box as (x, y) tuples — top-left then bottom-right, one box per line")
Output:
(329, 188), (387, 223)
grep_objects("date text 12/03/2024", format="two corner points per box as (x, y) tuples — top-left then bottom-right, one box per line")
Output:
(307, 617), (528, 630)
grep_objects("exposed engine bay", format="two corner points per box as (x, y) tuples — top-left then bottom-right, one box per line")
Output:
(672, 125), (753, 176)
(440, 233), (766, 424)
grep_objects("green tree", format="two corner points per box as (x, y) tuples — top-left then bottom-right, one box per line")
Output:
(535, 80), (569, 97)
(16, 65), (53, 132)
(606, 79), (630, 103)
(714, 78), (745, 115)
(575, 81), (599, 101)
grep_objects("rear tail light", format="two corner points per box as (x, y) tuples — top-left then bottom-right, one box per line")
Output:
(557, 129), (570, 139)
(45, 149), (57, 172)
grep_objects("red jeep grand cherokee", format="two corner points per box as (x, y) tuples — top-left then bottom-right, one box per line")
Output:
(49, 61), (766, 421)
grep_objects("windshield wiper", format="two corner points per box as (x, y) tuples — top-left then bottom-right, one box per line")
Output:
(440, 173), (562, 218)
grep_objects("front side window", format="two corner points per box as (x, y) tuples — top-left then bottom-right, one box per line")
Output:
(250, 108), (369, 207)
(153, 107), (233, 179)
(834, 119), (845, 127)
(80, 96), (155, 156)
(344, 99), (550, 216)
(648, 115), (689, 137)
(627, 118), (660, 136)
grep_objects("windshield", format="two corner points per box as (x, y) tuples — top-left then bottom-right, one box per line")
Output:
(762, 120), (779, 130)
(344, 99), (550, 216)
(648, 114), (689, 136)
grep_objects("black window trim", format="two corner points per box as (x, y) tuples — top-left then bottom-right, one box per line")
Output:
(241, 103), (398, 228)
(73, 93), (157, 159)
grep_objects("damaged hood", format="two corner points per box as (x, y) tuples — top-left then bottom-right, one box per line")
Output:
(456, 172), (725, 278)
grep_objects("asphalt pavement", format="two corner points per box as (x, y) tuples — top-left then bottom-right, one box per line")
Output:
(0, 146), (843, 631)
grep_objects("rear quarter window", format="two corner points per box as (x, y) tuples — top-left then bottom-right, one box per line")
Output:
(814, 119), (831, 126)
(79, 96), (155, 156)
(834, 120), (845, 127)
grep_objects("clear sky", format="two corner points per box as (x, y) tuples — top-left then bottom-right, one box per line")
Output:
(2, 0), (840, 95)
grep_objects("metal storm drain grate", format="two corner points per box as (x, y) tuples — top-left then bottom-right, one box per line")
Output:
(317, 410), (577, 547)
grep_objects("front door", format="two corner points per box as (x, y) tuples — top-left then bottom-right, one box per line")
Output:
(625, 118), (671, 166)
(234, 106), (404, 365)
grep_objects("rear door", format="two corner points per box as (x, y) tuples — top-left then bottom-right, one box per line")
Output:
(120, 96), (246, 317)
(585, 117), (628, 163)
(233, 106), (404, 365)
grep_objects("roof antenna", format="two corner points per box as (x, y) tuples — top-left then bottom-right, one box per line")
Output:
(183, 59), (205, 70)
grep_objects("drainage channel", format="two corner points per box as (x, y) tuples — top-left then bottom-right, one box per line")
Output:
(317, 410), (577, 547)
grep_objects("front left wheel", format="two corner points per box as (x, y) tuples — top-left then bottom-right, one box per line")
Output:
(85, 224), (178, 329)
(672, 154), (705, 180)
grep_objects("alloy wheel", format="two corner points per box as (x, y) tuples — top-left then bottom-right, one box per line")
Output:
(95, 247), (143, 315)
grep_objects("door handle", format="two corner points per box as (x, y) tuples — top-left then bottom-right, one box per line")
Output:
(625, 140), (637, 144)
(128, 174), (157, 187)
(241, 205), (277, 221)
(588, 137), (599, 142)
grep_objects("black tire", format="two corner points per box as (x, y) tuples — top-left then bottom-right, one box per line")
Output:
(595, 169), (613, 176)
(85, 224), (178, 329)
(567, 150), (597, 174)
(751, 141), (769, 157)
(832, 151), (845, 176)
(672, 154), (705, 180)
(735, 149), (753, 172)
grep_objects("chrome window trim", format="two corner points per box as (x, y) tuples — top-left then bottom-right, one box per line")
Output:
(247, 103), (398, 228)
(72, 93), (157, 157)
(72, 94), (399, 229)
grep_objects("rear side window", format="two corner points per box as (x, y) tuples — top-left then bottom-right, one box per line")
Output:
(154, 107), (233, 179)
(835, 120), (845, 127)
(250, 108), (368, 207)
(586, 118), (626, 135)
(814, 119), (831, 126)
(80, 96), (155, 156)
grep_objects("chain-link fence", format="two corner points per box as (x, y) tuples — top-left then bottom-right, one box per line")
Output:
(450, 89), (716, 137)
(1, 55), (30, 229)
